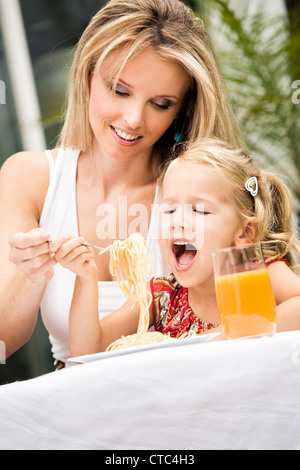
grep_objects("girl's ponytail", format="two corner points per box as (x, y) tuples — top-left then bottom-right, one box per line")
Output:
(256, 170), (300, 270)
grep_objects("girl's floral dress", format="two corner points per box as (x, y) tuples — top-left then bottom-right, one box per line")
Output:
(150, 274), (218, 337)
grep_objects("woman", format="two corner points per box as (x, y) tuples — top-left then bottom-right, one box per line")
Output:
(0, 0), (245, 367)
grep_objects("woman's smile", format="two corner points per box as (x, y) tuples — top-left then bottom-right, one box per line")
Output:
(110, 125), (143, 145)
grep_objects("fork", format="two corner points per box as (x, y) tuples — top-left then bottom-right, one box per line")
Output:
(47, 240), (110, 252)
(82, 242), (110, 252)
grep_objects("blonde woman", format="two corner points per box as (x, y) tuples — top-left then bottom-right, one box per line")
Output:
(1, 0), (245, 368)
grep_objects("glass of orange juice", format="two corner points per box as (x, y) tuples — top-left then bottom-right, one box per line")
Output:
(212, 243), (277, 339)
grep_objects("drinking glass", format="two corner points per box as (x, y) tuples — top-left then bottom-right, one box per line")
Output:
(212, 243), (277, 339)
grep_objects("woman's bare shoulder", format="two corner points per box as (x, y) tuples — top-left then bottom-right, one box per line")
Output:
(2, 150), (42, 173)
(0, 149), (62, 183)
(0, 150), (59, 216)
(1, 149), (56, 174)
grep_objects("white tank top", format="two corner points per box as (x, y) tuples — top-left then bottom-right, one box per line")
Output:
(39, 148), (169, 364)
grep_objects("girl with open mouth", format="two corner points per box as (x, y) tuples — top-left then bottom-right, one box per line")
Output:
(58, 138), (300, 356)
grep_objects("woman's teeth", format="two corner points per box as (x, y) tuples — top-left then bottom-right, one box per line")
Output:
(114, 127), (141, 141)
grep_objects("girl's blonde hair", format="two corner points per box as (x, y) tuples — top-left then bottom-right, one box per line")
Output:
(58, 0), (245, 171)
(163, 138), (300, 270)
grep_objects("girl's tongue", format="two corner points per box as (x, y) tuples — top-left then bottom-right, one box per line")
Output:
(172, 242), (197, 268)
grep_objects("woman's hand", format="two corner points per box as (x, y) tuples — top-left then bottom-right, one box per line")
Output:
(9, 228), (57, 284)
(51, 236), (97, 281)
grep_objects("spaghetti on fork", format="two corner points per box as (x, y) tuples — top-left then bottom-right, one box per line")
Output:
(99, 233), (174, 351)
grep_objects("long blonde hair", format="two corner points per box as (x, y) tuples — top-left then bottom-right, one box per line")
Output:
(164, 138), (300, 270)
(58, 0), (245, 171)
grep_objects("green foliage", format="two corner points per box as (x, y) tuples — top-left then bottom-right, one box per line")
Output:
(202, 0), (300, 204)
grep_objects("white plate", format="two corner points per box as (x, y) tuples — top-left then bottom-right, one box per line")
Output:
(67, 332), (220, 364)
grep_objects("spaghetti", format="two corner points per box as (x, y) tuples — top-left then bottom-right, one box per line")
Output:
(98, 233), (173, 351)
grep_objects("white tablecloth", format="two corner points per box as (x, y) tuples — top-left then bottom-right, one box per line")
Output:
(0, 330), (299, 450)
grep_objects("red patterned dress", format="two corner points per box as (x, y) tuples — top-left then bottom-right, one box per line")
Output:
(150, 274), (219, 337)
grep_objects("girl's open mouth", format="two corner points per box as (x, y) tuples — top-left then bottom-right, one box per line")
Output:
(172, 240), (197, 272)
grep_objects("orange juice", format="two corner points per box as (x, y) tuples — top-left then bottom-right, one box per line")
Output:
(215, 268), (277, 339)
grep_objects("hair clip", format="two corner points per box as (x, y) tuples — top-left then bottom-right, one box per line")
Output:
(245, 176), (258, 197)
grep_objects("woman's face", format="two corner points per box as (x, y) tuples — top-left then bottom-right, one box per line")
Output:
(88, 48), (190, 163)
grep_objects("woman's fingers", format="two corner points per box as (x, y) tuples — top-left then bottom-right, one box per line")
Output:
(23, 254), (57, 283)
(9, 228), (50, 250)
(48, 236), (71, 253)
(9, 241), (51, 263)
(8, 230), (96, 282)
(8, 228), (55, 283)
(9, 228), (51, 262)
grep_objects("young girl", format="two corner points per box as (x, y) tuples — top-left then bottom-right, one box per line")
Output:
(52, 138), (300, 356)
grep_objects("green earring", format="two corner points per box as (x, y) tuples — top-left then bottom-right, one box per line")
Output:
(174, 132), (183, 143)
(174, 121), (183, 142)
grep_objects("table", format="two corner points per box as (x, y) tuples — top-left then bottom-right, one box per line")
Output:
(0, 330), (299, 450)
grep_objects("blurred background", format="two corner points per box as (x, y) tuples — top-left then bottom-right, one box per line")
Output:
(0, 0), (299, 385)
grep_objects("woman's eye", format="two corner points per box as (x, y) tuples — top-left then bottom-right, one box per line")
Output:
(116, 89), (128, 97)
(152, 100), (171, 111)
(115, 86), (129, 96)
(110, 82), (129, 97)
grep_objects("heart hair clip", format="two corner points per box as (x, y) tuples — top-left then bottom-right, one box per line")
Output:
(245, 176), (258, 197)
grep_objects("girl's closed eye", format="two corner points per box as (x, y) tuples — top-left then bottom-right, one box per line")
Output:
(163, 207), (176, 214)
(161, 205), (211, 215)
(193, 206), (211, 215)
